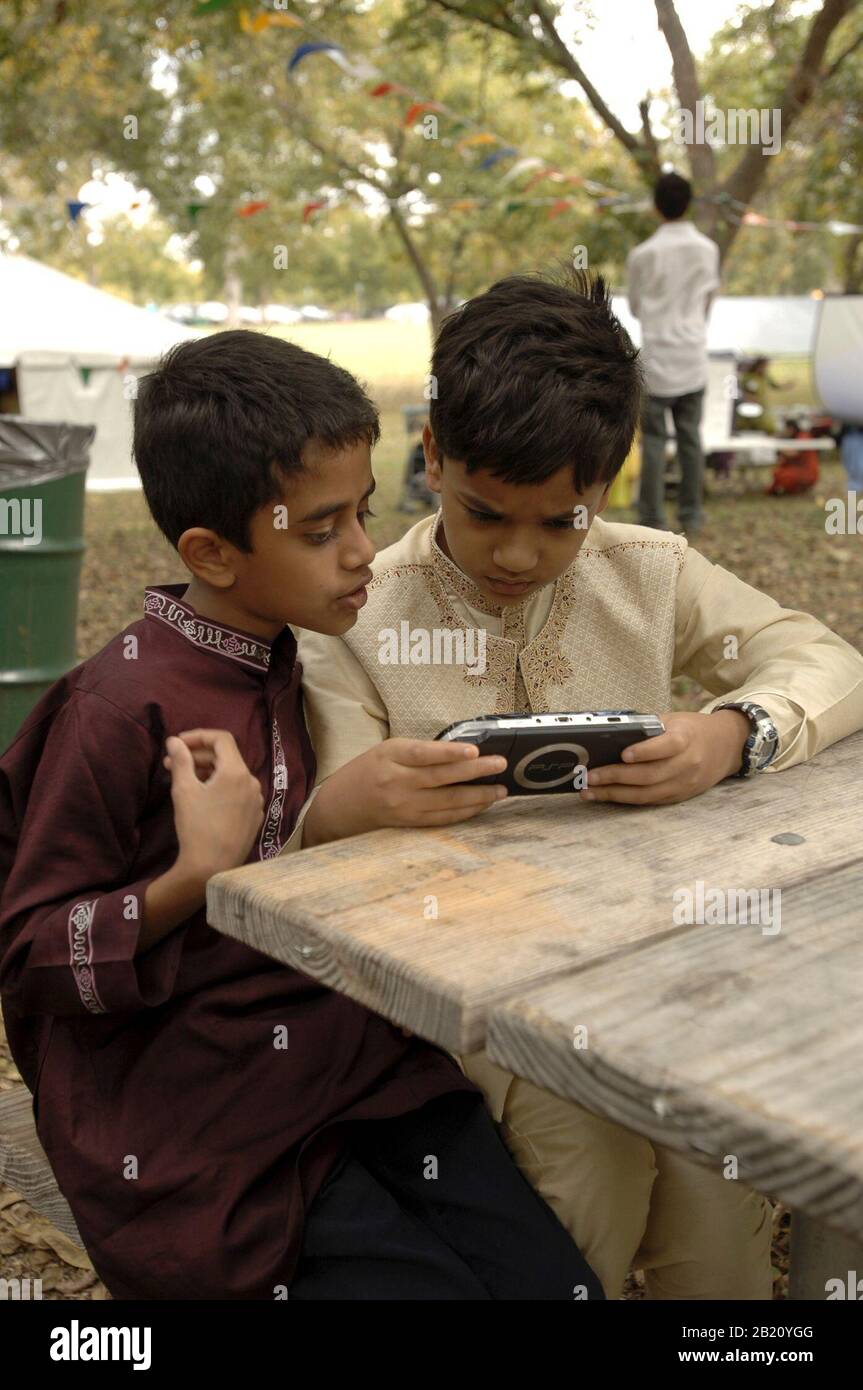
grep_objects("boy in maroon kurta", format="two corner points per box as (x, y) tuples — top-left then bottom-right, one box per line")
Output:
(0, 331), (601, 1301)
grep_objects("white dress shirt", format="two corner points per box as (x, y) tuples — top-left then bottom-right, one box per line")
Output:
(626, 220), (721, 397)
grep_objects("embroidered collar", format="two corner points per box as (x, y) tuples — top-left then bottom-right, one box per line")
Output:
(144, 584), (273, 673)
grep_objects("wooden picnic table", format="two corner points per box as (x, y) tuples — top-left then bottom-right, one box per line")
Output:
(207, 727), (863, 1299)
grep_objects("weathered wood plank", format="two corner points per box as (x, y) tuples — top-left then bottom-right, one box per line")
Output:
(789, 1213), (863, 1300)
(207, 729), (863, 1053)
(486, 858), (863, 1241)
(0, 1088), (84, 1247)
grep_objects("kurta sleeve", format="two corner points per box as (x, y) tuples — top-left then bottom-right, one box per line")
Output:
(279, 629), (390, 854)
(0, 692), (185, 1017)
(673, 546), (863, 770)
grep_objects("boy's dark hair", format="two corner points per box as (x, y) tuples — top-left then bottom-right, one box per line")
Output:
(428, 271), (641, 493)
(134, 330), (380, 551)
(654, 172), (692, 220)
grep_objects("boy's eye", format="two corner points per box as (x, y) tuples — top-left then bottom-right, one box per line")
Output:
(306, 507), (376, 546)
(466, 507), (576, 530)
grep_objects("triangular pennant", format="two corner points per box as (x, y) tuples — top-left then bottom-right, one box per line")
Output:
(478, 146), (517, 171)
(403, 101), (442, 127)
(287, 41), (343, 73)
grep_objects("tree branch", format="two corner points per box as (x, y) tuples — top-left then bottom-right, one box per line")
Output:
(387, 200), (442, 327)
(654, 0), (715, 194)
(530, 0), (645, 157)
(823, 26), (863, 80)
(719, 0), (857, 247)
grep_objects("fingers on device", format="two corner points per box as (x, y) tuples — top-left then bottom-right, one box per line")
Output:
(435, 710), (665, 795)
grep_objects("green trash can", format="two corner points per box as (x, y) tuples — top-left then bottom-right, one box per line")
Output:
(0, 418), (94, 753)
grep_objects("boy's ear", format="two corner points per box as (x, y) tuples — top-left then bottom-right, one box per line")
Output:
(595, 483), (612, 516)
(423, 423), (442, 494)
(177, 527), (238, 589)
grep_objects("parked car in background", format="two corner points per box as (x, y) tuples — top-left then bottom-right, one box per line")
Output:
(299, 304), (333, 322)
(384, 301), (431, 325)
(261, 304), (304, 325)
(197, 301), (229, 325)
(163, 303), (198, 324)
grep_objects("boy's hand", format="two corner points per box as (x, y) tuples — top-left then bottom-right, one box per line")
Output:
(164, 730), (265, 880)
(579, 709), (751, 807)
(303, 738), (509, 847)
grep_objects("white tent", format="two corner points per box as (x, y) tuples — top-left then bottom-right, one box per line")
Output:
(0, 254), (200, 488)
(613, 295), (821, 358)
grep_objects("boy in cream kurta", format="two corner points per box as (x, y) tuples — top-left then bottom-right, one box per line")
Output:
(281, 273), (863, 1299)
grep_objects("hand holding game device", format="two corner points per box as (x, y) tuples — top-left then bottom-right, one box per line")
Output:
(435, 710), (665, 795)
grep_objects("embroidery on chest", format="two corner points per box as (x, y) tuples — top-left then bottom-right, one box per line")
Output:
(259, 722), (288, 859)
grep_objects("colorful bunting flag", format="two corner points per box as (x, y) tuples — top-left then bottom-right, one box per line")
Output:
(303, 200), (327, 222)
(237, 200), (269, 217)
(523, 169), (558, 192)
(66, 200), (90, 223)
(287, 41), (344, 73)
(500, 157), (543, 184)
(403, 101), (442, 127)
(455, 133), (498, 150)
(478, 147), (517, 171)
(238, 8), (270, 31)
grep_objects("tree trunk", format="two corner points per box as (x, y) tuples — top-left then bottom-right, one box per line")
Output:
(224, 270), (242, 328)
(387, 202), (443, 335)
(842, 232), (863, 293)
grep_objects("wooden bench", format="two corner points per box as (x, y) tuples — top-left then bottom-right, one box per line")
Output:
(0, 1086), (84, 1247)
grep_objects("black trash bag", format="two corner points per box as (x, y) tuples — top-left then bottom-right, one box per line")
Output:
(0, 417), (95, 490)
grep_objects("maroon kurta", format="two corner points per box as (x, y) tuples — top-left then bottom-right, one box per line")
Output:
(0, 584), (477, 1300)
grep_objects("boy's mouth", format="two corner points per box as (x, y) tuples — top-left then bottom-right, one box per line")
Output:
(336, 575), (372, 611)
(484, 575), (536, 596)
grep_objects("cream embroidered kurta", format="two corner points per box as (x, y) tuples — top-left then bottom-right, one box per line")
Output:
(288, 510), (863, 812)
(284, 510), (863, 1123)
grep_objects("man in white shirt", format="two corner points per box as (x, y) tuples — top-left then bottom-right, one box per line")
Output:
(627, 173), (721, 534)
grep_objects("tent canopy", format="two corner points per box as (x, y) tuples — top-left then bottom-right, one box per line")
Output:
(0, 253), (196, 366)
(613, 295), (820, 359)
(0, 254), (200, 487)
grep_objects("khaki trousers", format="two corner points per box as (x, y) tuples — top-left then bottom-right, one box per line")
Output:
(459, 1052), (773, 1301)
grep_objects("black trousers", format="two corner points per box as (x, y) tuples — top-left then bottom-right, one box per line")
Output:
(290, 1091), (604, 1300)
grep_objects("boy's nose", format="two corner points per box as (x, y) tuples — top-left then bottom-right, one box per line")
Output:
(343, 529), (376, 569)
(492, 544), (539, 576)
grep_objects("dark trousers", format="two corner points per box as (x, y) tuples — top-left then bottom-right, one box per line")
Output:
(290, 1091), (604, 1300)
(639, 388), (706, 532)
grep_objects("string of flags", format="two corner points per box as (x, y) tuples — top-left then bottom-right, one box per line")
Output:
(8, 0), (859, 237)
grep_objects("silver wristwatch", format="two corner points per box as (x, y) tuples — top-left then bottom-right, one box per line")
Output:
(715, 701), (779, 777)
